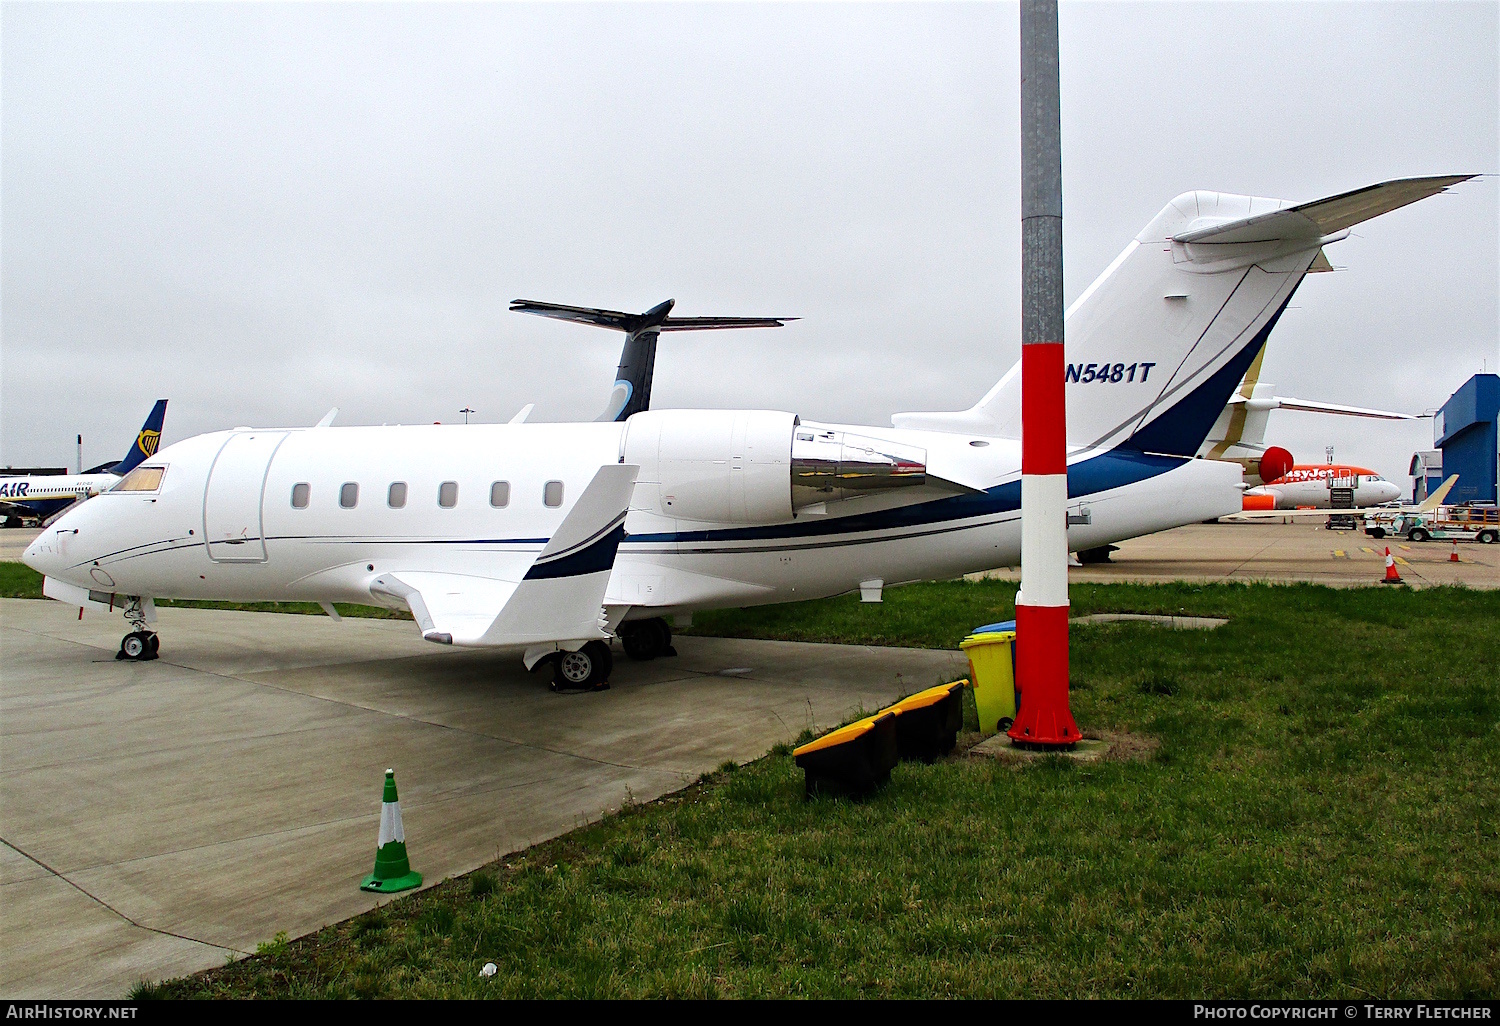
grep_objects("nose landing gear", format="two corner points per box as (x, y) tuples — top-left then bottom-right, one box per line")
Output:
(117, 631), (159, 661)
(115, 596), (160, 661)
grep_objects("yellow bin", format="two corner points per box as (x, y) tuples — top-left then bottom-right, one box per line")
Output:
(960, 630), (1017, 735)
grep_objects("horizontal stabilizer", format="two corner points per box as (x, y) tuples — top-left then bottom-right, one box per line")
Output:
(1268, 397), (1417, 420)
(510, 298), (795, 333)
(1228, 395), (1420, 420)
(1173, 175), (1475, 245)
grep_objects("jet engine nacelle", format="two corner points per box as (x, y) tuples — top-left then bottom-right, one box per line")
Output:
(1258, 446), (1294, 484)
(622, 410), (929, 525)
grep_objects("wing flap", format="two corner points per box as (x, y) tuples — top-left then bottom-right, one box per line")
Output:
(370, 572), (519, 645)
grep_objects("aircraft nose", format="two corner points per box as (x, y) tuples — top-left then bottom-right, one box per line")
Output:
(22, 532), (59, 576)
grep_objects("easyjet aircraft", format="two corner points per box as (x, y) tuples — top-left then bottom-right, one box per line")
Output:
(1241, 464), (1403, 511)
(1199, 342), (1419, 488)
(24, 176), (1471, 685)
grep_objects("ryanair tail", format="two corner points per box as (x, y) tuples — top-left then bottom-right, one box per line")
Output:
(114, 400), (167, 475)
(83, 400), (168, 476)
(894, 175), (1474, 456)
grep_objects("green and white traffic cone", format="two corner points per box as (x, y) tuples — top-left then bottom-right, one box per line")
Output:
(360, 769), (422, 893)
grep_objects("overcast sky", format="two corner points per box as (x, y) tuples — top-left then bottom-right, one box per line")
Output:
(3, 1), (1496, 487)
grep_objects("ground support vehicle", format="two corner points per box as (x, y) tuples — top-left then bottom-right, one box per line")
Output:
(1365, 505), (1499, 543)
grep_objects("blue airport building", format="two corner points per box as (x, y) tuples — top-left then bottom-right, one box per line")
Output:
(1424, 373), (1499, 505)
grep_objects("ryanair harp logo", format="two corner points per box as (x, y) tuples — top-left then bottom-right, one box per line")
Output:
(137, 429), (161, 458)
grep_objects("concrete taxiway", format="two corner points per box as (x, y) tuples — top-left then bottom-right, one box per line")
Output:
(0, 528), (40, 563)
(972, 520), (1499, 589)
(0, 598), (965, 999)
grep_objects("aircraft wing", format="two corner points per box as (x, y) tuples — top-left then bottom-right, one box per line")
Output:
(1223, 507), (1387, 522)
(368, 464), (639, 647)
(1173, 175), (1475, 245)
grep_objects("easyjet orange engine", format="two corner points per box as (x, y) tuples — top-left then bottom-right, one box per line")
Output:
(1242, 493), (1277, 511)
(1258, 446), (1294, 484)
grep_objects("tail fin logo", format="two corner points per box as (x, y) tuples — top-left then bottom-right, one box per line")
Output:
(136, 429), (161, 458)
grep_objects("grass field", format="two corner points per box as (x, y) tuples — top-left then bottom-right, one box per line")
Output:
(130, 580), (1499, 999)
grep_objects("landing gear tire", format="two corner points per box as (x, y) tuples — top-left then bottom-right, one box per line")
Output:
(117, 631), (158, 661)
(551, 640), (613, 692)
(620, 618), (674, 661)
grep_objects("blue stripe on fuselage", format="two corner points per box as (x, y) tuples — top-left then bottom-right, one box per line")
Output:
(626, 447), (1189, 546)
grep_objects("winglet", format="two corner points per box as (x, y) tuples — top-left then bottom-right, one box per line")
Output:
(1417, 474), (1459, 512)
(484, 463), (639, 644)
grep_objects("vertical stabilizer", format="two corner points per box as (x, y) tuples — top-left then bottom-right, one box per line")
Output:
(893, 175), (1473, 457)
(114, 400), (168, 476)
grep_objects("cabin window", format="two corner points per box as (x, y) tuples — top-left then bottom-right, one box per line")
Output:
(544, 480), (564, 508)
(291, 482), (310, 508)
(116, 466), (166, 492)
(439, 481), (459, 508)
(388, 482), (407, 508)
(340, 483), (359, 509)
(490, 481), (510, 508)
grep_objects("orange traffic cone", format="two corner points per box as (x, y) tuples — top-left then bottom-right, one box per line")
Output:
(1381, 547), (1403, 584)
(1450, 542), (1460, 563)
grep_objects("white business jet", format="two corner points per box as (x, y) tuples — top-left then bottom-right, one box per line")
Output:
(24, 176), (1470, 684)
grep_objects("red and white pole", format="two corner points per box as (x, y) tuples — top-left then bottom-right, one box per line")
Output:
(1008, 0), (1079, 748)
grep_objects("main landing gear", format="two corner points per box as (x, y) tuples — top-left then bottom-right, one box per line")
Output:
(115, 596), (159, 661)
(550, 640), (613, 692)
(619, 617), (676, 662)
(542, 618), (676, 693)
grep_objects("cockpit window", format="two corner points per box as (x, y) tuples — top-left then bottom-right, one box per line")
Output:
(115, 466), (165, 492)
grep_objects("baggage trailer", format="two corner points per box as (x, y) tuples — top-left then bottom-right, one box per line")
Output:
(1365, 505), (1499, 543)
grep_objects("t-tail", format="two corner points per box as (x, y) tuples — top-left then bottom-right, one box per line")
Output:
(509, 299), (796, 422)
(110, 400), (168, 476)
(894, 176), (1474, 457)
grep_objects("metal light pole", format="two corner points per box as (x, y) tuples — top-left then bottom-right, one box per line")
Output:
(460, 408), (475, 425)
(1008, 0), (1079, 748)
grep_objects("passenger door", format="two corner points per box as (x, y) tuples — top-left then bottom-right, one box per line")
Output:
(203, 431), (288, 563)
